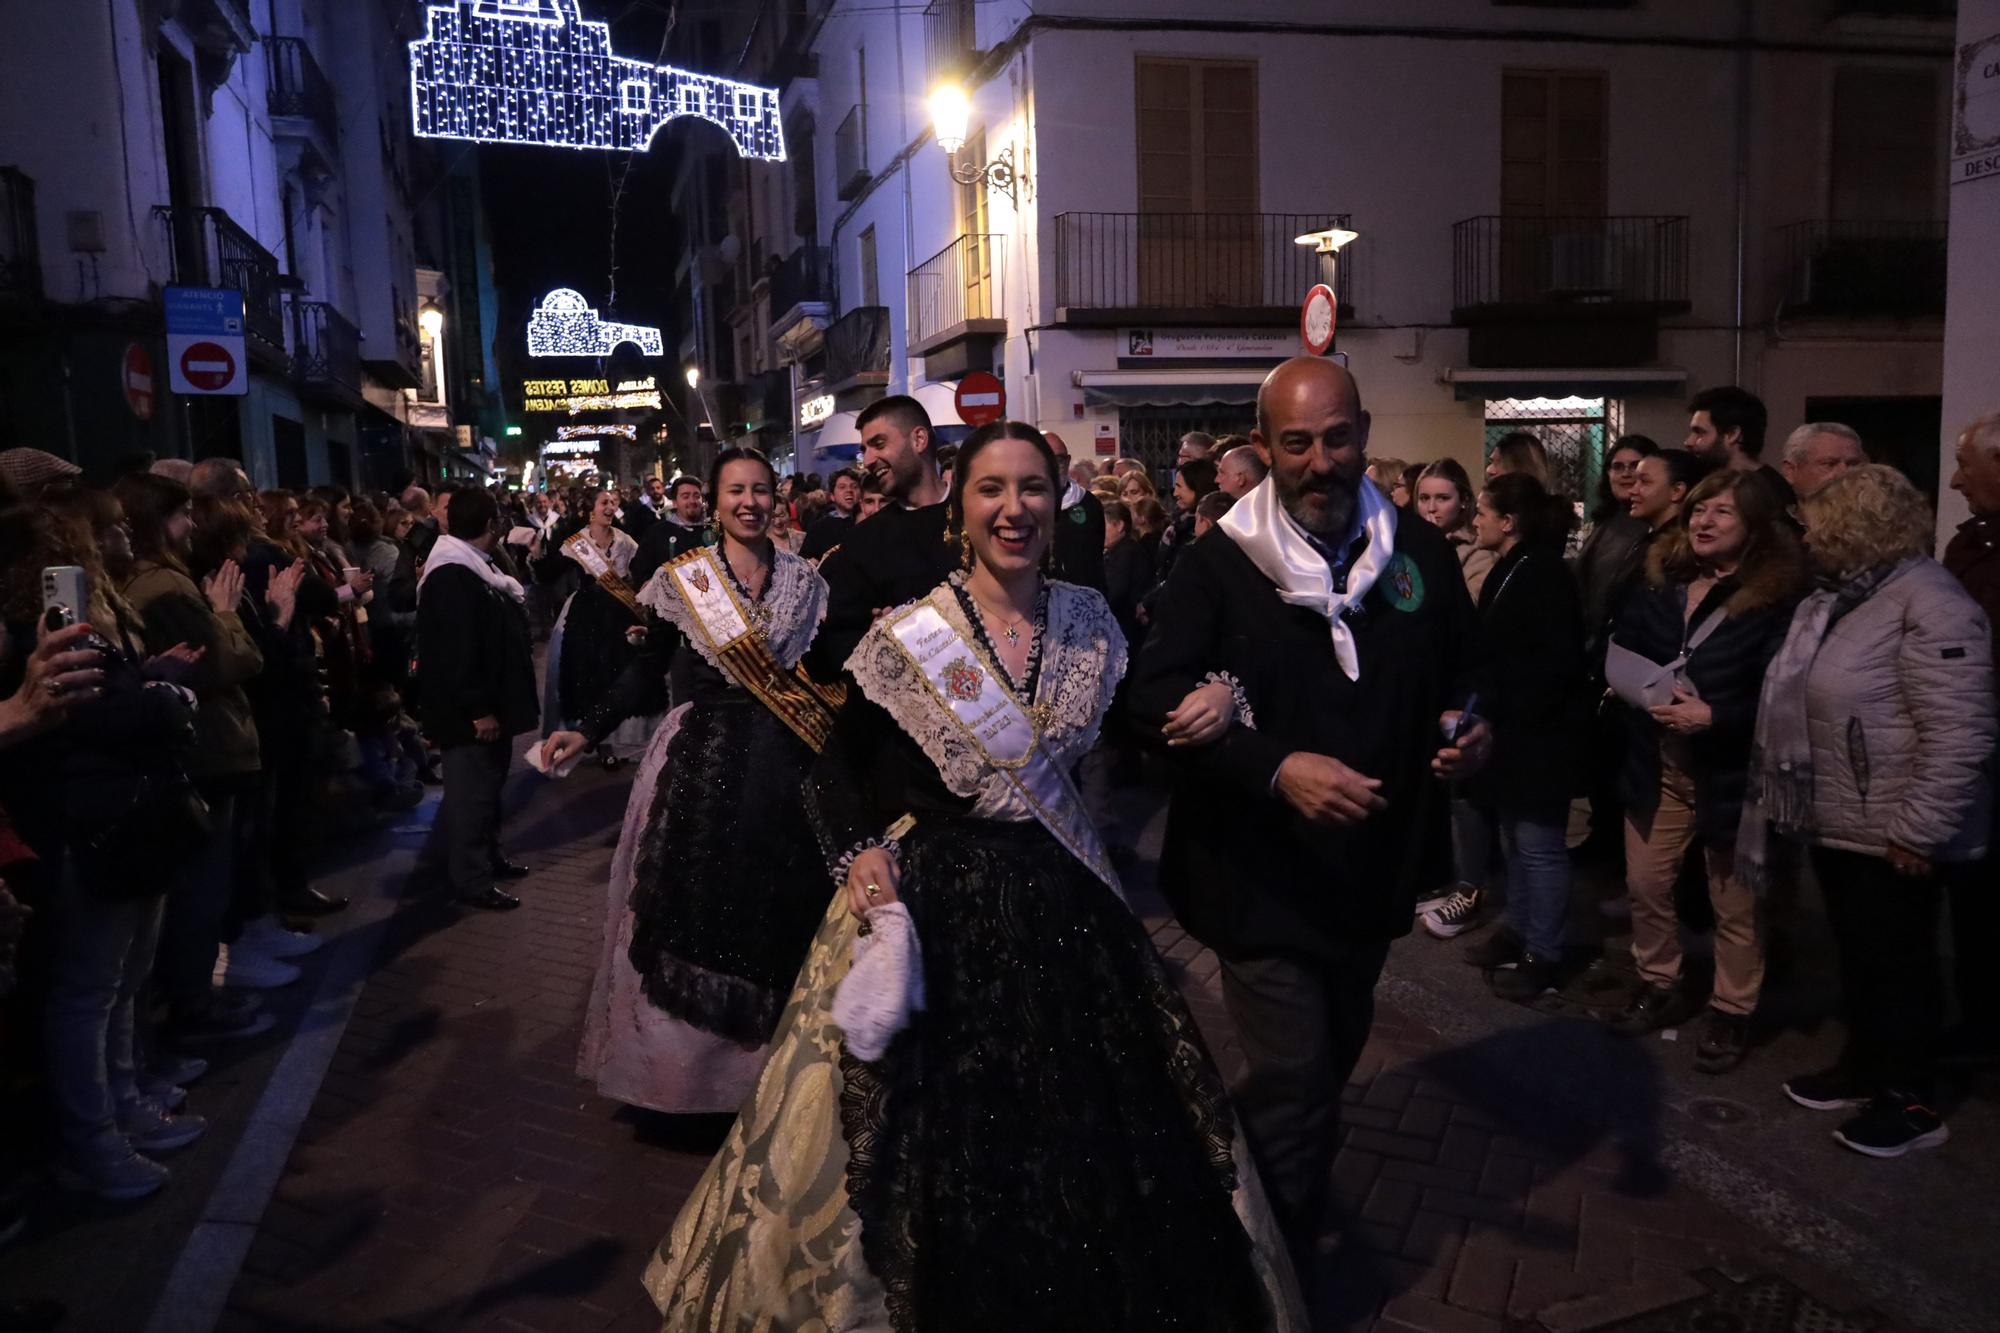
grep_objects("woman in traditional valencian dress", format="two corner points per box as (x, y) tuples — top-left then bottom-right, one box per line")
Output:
(543, 449), (841, 1113)
(541, 487), (653, 764)
(643, 423), (1305, 1332)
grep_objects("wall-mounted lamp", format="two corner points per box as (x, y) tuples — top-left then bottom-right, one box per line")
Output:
(929, 83), (1021, 204)
(684, 366), (701, 390)
(418, 302), (445, 338)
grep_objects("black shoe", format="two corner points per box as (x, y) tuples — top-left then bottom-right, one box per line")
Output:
(1609, 983), (1692, 1037)
(1489, 953), (1558, 1003)
(1783, 1066), (1875, 1112)
(1833, 1092), (1949, 1158)
(1461, 925), (1524, 971)
(489, 859), (531, 881)
(278, 886), (349, 916)
(457, 887), (521, 911)
(1693, 1009), (1752, 1074)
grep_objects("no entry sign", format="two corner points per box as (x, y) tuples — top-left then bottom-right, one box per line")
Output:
(954, 371), (1005, 427)
(164, 286), (249, 396)
(123, 343), (155, 420)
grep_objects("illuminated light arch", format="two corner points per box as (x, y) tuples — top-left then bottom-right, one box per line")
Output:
(526, 288), (664, 358)
(410, 0), (785, 161)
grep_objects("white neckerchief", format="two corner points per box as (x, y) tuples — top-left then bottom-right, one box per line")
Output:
(1061, 479), (1085, 511)
(418, 533), (526, 604)
(1218, 475), (1397, 681)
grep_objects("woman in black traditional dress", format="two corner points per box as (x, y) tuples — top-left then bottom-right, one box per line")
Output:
(542, 488), (651, 764)
(641, 423), (1303, 1332)
(543, 449), (839, 1113)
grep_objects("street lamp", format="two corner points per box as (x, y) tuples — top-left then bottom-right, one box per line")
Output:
(419, 302), (445, 338)
(1293, 224), (1359, 281)
(684, 366), (701, 390)
(929, 82), (1020, 204)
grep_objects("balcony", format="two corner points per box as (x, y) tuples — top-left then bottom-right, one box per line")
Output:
(0, 168), (41, 303)
(768, 244), (834, 340)
(1451, 214), (1689, 368)
(1053, 212), (1352, 327)
(153, 205), (287, 360)
(834, 105), (868, 201)
(825, 305), (890, 389)
(267, 37), (339, 167)
(925, 0), (979, 81)
(288, 298), (362, 407)
(908, 233), (1004, 363)
(1775, 219), (1946, 320)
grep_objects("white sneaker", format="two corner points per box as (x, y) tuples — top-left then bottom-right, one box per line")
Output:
(55, 1147), (169, 1201)
(1422, 889), (1482, 939)
(237, 915), (323, 960)
(219, 945), (301, 991)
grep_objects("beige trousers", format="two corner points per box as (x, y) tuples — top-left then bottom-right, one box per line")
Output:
(1622, 750), (1763, 1016)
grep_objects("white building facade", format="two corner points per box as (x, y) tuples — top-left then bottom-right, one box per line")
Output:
(787, 0), (1952, 498)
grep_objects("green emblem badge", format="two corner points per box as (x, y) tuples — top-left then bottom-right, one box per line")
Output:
(1382, 552), (1425, 612)
(1067, 506), (1087, 524)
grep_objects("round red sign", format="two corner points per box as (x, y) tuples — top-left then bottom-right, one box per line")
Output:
(180, 340), (236, 392)
(1300, 284), (1338, 356)
(124, 343), (155, 421)
(953, 371), (1006, 427)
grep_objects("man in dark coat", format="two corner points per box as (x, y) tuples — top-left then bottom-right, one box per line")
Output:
(805, 395), (953, 680)
(417, 487), (538, 911)
(1130, 357), (1487, 1266)
(1945, 413), (2000, 1061)
(799, 466), (865, 561)
(630, 475), (709, 588)
(1045, 431), (1106, 593)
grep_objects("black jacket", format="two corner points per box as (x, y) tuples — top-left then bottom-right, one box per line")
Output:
(1608, 571), (1798, 841)
(798, 511), (855, 562)
(1102, 536), (1152, 640)
(805, 501), (955, 681)
(1129, 517), (1479, 956)
(1573, 513), (1652, 658)
(1467, 544), (1588, 819)
(1052, 492), (1107, 593)
(416, 563), (538, 748)
(630, 517), (705, 590)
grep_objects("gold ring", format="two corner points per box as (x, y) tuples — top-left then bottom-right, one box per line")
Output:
(864, 882), (881, 900)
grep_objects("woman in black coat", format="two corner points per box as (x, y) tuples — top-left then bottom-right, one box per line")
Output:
(1460, 474), (1587, 1002)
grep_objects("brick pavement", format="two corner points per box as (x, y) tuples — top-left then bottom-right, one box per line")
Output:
(211, 760), (1889, 1333)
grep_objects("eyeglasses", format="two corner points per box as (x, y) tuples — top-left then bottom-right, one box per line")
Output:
(1608, 460), (1640, 474)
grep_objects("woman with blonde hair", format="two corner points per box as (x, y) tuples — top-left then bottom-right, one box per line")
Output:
(1485, 432), (1555, 489)
(1119, 468), (1159, 509)
(1413, 458), (1495, 602)
(1364, 456), (1410, 508)
(1601, 469), (1806, 1070)
(1750, 465), (1995, 1157)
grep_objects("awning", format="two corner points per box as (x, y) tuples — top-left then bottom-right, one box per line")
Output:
(1073, 369), (1269, 408)
(1443, 368), (1688, 402)
(809, 409), (861, 459)
(910, 381), (963, 426)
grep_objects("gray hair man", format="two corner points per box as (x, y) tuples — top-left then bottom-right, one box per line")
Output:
(1778, 422), (1866, 499)
(1217, 444), (1269, 499)
(1177, 430), (1217, 465)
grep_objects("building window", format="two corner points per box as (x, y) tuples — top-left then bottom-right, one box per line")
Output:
(1829, 65), (1941, 222)
(859, 225), (879, 307)
(1134, 58), (1258, 213)
(1501, 69), (1607, 217)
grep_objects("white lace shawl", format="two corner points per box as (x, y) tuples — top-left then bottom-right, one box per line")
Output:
(844, 579), (1128, 822)
(562, 525), (639, 579)
(636, 545), (829, 674)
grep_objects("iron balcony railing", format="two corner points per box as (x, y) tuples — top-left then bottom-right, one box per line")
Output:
(924, 0), (978, 80)
(1775, 219), (1946, 318)
(288, 299), (361, 402)
(153, 205), (286, 350)
(908, 234), (1003, 350)
(0, 167), (41, 301)
(1053, 212), (1352, 316)
(266, 37), (338, 145)
(826, 304), (891, 384)
(769, 244), (835, 317)
(1452, 214), (1689, 314)
(834, 104), (868, 200)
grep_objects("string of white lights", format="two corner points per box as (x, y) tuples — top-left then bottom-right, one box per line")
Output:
(526, 287), (663, 357)
(410, 0), (785, 161)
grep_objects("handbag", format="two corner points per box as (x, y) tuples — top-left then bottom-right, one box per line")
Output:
(75, 771), (213, 895)
(1605, 606), (1727, 710)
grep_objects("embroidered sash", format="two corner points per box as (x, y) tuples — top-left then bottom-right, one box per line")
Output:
(665, 547), (844, 752)
(562, 530), (646, 621)
(884, 595), (1119, 891)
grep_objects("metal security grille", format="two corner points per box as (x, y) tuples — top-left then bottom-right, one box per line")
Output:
(1116, 404), (1257, 484)
(1481, 396), (1625, 504)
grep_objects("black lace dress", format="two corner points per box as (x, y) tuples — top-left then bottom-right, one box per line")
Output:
(801, 580), (1267, 1332)
(580, 552), (830, 1044)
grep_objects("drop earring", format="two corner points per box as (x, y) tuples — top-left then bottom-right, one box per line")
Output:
(959, 526), (975, 571)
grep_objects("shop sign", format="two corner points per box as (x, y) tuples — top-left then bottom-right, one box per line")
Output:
(798, 392), (836, 427)
(1120, 327), (1296, 363)
(1955, 32), (2000, 186)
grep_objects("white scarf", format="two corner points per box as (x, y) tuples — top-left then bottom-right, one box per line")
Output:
(1061, 479), (1085, 511)
(1218, 474), (1397, 681)
(418, 533), (526, 604)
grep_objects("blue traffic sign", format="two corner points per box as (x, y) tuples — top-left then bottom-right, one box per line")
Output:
(163, 286), (246, 338)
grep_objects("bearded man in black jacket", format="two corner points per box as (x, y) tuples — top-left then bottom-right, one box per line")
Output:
(1131, 356), (1489, 1266)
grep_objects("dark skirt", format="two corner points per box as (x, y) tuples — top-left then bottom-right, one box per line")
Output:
(838, 815), (1265, 1332)
(625, 696), (827, 1043)
(556, 579), (641, 723)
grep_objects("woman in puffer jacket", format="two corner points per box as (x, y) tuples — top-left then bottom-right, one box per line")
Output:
(1746, 465), (1996, 1159)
